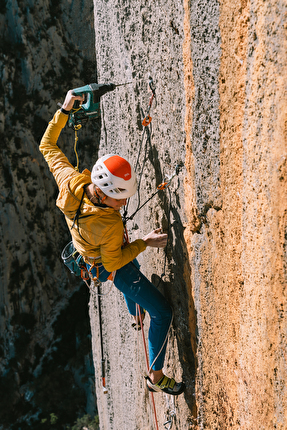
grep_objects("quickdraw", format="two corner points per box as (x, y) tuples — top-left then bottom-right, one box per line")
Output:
(141, 77), (156, 127)
(123, 162), (183, 225)
(123, 77), (183, 226)
(164, 409), (176, 430)
(156, 163), (183, 191)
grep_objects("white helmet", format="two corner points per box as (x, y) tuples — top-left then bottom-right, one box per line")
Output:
(91, 154), (137, 199)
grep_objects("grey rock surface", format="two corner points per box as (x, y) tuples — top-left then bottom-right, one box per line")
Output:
(91, 0), (287, 429)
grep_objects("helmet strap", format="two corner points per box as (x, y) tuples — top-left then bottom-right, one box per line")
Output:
(94, 188), (107, 204)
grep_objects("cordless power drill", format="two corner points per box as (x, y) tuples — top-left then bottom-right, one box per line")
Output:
(68, 82), (126, 129)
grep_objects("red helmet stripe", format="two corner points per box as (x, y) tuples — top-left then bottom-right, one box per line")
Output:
(103, 155), (131, 180)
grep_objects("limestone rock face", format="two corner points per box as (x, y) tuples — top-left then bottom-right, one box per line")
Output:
(90, 0), (287, 429)
(1, 0), (286, 428)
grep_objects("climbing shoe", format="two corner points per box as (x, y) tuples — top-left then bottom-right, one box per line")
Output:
(132, 322), (143, 331)
(132, 310), (146, 331)
(145, 375), (185, 396)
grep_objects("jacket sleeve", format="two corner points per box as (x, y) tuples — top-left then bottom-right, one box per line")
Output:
(100, 218), (147, 272)
(39, 110), (78, 190)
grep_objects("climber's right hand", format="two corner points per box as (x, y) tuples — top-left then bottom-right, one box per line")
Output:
(142, 228), (168, 248)
(61, 90), (85, 112)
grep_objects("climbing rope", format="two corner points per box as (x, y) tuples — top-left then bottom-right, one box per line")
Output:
(122, 77), (182, 226)
(122, 79), (183, 429)
(92, 280), (108, 394)
(124, 215), (173, 377)
(73, 124), (82, 171)
(124, 221), (172, 429)
(123, 77), (156, 221)
(137, 305), (159, 430)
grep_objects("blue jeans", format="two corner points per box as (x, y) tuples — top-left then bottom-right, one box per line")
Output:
(87, 260), (173, 371)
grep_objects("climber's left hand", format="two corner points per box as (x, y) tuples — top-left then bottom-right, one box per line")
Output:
(142, 228), (168, 248)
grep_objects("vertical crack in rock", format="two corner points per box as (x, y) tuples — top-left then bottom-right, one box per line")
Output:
(183, 0), (201, 235)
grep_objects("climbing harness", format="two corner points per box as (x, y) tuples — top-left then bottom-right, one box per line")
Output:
(63, 186), (116, 293)
(85, 260), (116, 296)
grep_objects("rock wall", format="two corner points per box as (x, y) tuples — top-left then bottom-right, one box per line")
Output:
(1, 0), (286, 428)
(0, 0), (99, 428)
(90, 0), (287, 429)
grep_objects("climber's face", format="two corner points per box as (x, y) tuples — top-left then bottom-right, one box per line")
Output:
(96, 187), (127, 210)
(105, 196), (127, 210)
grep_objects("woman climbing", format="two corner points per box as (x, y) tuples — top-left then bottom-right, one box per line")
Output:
(39, 89), (185, 396)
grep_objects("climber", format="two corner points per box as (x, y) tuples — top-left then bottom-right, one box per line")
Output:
(39, 89), (185, 396)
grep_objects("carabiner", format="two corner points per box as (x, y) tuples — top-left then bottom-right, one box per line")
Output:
(142, 115), (152, 127)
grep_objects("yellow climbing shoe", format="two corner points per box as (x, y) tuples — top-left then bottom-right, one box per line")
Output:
(145, 375), (185, 396)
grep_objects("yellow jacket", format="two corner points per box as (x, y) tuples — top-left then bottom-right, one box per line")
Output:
(39, 110), (147, 272)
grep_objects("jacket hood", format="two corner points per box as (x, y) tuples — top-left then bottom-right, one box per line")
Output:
(56, 169), (118, 220)
(56, 169), (91, 219)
